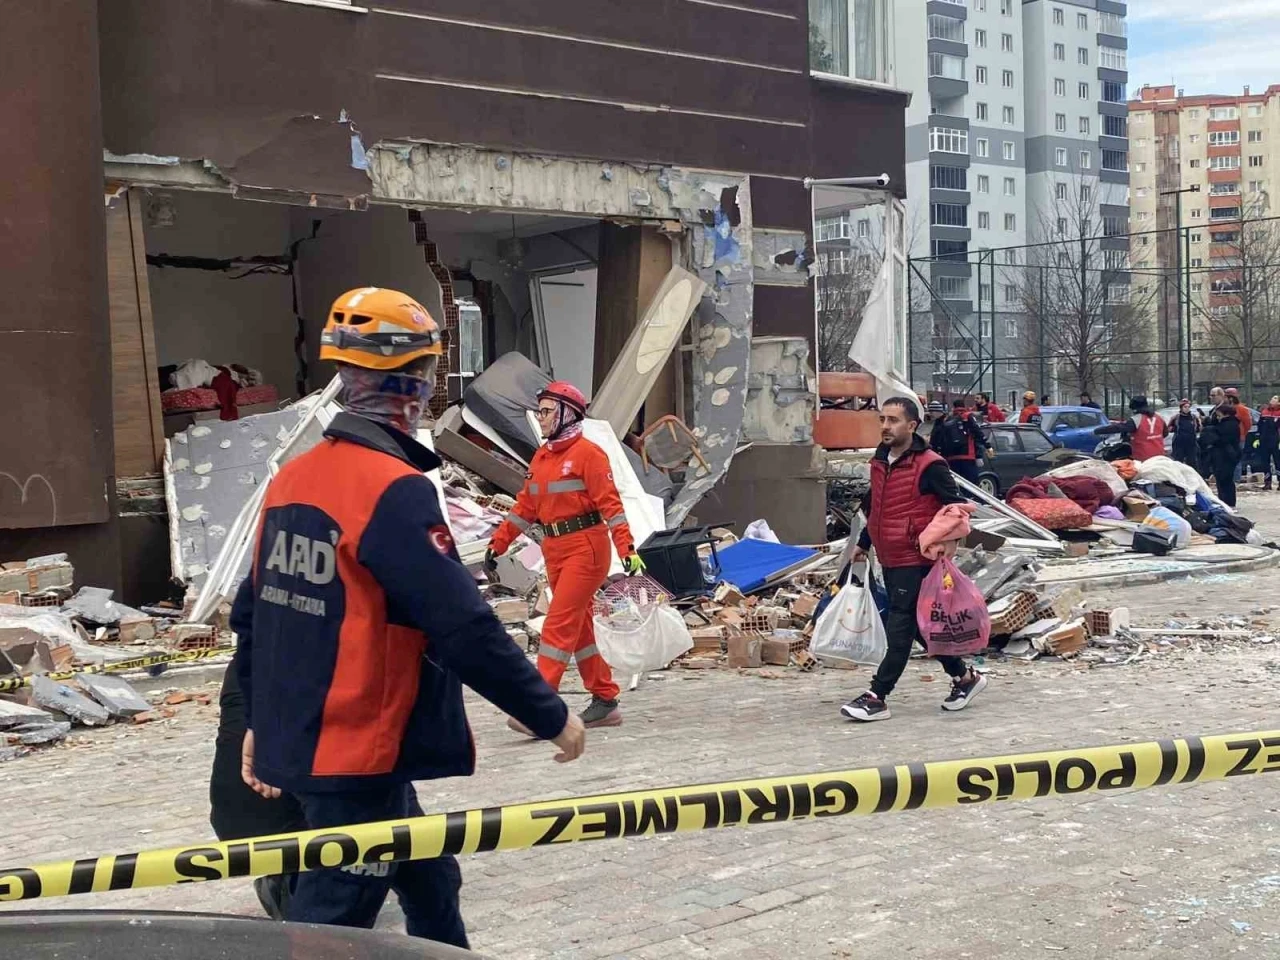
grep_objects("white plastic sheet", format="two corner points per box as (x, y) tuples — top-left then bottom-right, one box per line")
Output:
(744, 519), (782, 543)
(1134, 456), (1214, 500)
(593, 603), (693, 675)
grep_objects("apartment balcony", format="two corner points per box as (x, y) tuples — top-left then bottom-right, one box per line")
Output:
(927, 0), (967, 18)
(1098, 11), (1127, 38)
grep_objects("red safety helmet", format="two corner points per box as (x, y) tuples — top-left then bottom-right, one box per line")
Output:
(537, 381), (588, 417)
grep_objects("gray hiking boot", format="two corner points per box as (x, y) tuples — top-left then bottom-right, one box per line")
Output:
(579, 696), (622, 728)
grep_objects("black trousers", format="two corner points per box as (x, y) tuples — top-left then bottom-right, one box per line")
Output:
(1213, 454), (1238, 508)
(870, 565), (968, 699)
(1171, 439), (1198, 471)
(287, 787), (468, 948)
(1261, 443), (1280, 480)
(210, 663), (307, 842)
(948, 458), (981, 484)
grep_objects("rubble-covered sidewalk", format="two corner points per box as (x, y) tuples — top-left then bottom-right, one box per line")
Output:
(0, 554), (230, 760)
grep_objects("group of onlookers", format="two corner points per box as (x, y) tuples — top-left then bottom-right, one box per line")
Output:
(918, 386), (1280, 509)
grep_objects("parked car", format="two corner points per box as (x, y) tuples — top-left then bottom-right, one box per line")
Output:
(975, 423), (1092, 497)
(1038, 405), (1115, 453)
(0, 911), (480, 960)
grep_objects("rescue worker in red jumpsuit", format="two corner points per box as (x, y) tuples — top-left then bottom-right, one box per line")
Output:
(486, 381), (645, 730)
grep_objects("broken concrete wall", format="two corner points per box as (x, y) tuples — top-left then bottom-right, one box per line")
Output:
(368, 144), (688, 222)
(664, 174), (755, 526)
(294, 205), (444, 391)
(165, 405), (314, 584)
(743, 338), (816, 444)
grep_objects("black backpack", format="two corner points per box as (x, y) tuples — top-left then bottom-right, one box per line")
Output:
(936, 417), (971, 457)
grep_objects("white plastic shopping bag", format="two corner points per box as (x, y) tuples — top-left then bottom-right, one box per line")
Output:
(809, 564), (888, 666)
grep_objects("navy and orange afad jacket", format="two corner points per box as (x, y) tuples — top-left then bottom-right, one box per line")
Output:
(230, 412), (568, 793)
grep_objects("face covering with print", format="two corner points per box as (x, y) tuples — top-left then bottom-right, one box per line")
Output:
(338, 363), (435, 434)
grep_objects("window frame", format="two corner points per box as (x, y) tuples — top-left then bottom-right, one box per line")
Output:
(808, 0), (897, 88)
(929, 126), (970, 154)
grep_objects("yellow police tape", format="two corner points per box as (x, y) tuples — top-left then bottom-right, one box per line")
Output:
(2, 729), (1277, 901)
(0, 646), (232, 694)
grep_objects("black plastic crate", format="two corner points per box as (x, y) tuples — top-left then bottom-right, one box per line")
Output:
(637, 526), (721, 597)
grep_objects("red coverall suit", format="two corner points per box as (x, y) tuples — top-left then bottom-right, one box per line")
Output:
(490, 434), (634, 700)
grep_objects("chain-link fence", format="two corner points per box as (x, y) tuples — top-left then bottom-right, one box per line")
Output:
(884, 214), (1280, 415)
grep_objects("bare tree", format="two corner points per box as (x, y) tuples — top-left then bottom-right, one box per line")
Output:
(815, 242), (881, 374)
(1197, 209), (1280, 402)
(1009, 175), (1160, 400)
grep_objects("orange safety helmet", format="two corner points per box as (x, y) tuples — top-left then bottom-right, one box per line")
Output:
(537, 381), (588, 417)
(319, 287), (444, 371)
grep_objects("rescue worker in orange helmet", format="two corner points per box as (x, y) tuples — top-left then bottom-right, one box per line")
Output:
(485, 381), (644, 730)
(232, 288), (584, 944)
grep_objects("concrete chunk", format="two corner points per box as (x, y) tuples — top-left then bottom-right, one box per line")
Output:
(0, 697), (55, 729)
(63, 586), (147, 627)
(30, 676), (110, 726)
(6, 719), (71, 745)
(75, 673), (151, 718)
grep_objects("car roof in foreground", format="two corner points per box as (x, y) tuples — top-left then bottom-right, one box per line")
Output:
(0, 911), (481, 960)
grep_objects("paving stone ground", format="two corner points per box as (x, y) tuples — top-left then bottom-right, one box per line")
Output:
(3, 490), (1280, 958)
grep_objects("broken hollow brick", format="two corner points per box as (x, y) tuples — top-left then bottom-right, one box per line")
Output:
(726, 634), (762, 669)
(760, 637), (791, 666)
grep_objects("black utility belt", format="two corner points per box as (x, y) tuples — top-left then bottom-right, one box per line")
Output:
(543, 511), (603, 537)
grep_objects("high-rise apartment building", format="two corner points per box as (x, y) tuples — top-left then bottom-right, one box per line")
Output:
(897, 0), (1130, 404)
(1130, 84), (1280, 392)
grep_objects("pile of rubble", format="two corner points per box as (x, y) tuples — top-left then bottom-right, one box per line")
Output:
(677, 581), (825, 670)
(1, 554), (231, 760)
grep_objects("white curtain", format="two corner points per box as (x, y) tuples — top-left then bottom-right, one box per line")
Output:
(809, 0), (849, 76)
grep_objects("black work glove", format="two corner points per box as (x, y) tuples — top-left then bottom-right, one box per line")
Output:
(483, 549), (499, 574)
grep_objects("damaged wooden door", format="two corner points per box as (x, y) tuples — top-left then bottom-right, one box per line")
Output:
(588, 265), (708, 438)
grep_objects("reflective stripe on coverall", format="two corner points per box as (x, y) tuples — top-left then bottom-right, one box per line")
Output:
(490, 434), (634, 699)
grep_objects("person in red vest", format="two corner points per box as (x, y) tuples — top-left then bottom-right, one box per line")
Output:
(929, 398), (993, 484)
(487, 381), (645, 730)
(1094, 396), (1167, 460)
(1226, 388), (1254, 485)
(1257, 396), (1280, 489)
(974, 392), (1006, 423)
(842, 397), (988, 723)
(1018, 390), (1042, 425)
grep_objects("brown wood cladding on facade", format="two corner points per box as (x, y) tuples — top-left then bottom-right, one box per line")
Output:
(0, 1), (113, 530)
(98, 0), (905, 191)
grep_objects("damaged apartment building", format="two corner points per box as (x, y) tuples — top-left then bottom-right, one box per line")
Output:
(2, 1), (906, 602)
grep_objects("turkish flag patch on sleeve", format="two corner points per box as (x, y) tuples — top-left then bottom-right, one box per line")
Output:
(428, 525), (456, 555)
